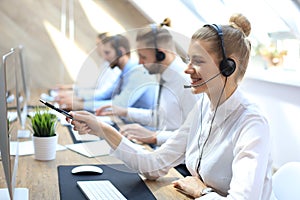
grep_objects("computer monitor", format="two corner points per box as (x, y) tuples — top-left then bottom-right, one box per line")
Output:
(17, 45), (30, 101)
(13, 46), (30, 138)
(0, 49), (28, 200)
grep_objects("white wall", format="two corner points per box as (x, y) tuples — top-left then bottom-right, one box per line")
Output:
(240, 77), (300, 169)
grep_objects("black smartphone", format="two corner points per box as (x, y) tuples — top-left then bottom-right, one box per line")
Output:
(39, 99), (73, 119)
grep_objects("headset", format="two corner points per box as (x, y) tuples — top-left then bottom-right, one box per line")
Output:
(204, 24), (236, 77)
(113, 35), (123, 58)
(151, 24), (166, 62)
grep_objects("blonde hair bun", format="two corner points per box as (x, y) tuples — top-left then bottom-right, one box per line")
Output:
(229, 13), (251, 37)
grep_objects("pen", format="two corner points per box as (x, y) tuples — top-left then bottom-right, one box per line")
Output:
(39, 99), (73, 119)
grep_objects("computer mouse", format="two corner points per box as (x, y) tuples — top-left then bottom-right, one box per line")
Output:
(71, 165), (103, 175)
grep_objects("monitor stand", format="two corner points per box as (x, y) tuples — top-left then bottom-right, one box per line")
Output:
(0, 188), (29, 200)
(17, 129), (31, 138)
(17, 104), (30, 138)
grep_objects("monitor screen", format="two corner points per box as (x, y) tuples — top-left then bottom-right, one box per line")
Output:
(14, 46), (29, 134)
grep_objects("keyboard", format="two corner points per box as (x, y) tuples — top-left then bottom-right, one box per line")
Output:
(77, 180), (127, 200)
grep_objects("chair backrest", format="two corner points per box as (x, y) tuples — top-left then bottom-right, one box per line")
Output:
(272, 162), (300, 200)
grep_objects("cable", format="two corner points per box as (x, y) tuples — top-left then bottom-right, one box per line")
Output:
(196, 77), (228, 178)
(195, 93), (204, 172)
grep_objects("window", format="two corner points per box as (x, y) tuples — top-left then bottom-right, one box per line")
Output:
(131, 0), (300, 86)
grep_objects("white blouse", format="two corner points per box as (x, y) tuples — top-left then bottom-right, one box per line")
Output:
(112, 89), (273, 199)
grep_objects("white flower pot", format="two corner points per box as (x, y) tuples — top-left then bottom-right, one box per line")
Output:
(32, 134), (58, 161)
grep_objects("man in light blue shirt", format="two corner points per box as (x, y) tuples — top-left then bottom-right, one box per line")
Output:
(56, 34), (156, 112)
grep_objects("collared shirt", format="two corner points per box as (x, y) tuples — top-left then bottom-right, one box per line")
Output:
(112, 89), (273, 199)
(84, 59), (156, 111)
(126, 57), (201, 145)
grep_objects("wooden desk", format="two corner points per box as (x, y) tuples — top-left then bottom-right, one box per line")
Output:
(1, 118), (191, 199)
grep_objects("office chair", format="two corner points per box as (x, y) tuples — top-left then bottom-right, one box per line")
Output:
(272, 162), (300, 200)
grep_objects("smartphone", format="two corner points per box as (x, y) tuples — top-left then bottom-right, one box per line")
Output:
(39, 99), (73, 119)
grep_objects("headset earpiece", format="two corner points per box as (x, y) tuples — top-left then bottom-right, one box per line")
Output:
(155, 49), (165, 62)
(116, 48), (122, 58)
(204, 24), (236, 77)
(114, 35), (123, 58)
(151, 24), (166, 62)
(220, 58), (236, 77)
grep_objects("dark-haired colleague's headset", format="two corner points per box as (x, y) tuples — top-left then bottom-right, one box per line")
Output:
(109, 35), (123, 69)
(113, 35), (123, 58)
(151, 24), (166, 62)
(184, 24), (236, 88)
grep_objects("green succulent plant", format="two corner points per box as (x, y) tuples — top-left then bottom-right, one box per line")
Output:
(30, 108), (57, 137)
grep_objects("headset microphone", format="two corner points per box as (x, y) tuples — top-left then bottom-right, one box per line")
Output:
(183, 72), (221, 88)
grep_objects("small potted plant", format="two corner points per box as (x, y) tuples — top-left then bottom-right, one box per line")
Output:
(257, 43), (287, 67)
(30, 108), (58, 161)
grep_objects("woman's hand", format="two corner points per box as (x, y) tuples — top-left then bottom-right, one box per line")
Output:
(69, 111), (123, 149)
(70, 111), (103, 137)
(120, 123), (156, 144)
(172, 176), (206, 198)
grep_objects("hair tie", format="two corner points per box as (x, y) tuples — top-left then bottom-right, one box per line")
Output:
(160, 18), (171, 27)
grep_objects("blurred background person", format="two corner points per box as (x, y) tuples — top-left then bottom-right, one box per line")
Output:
(53, 32), (121, 105)
(96, 19), (201, 176)
(96, 19), (201, 147)
(56, 34), (156, 113)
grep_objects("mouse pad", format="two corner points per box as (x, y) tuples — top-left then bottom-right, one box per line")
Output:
(57, 164), (156, 200)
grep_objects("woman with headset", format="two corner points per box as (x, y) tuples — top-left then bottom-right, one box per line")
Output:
(68, 13), (272, 199)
